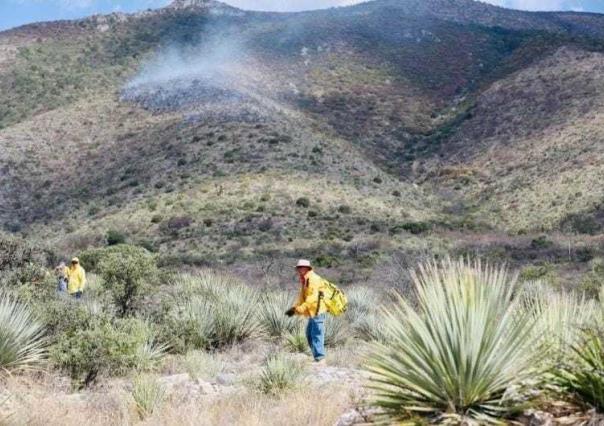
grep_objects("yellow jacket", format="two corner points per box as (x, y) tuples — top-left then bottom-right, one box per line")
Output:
(64, 264), (86, 294)
(294, 270), (329, 317)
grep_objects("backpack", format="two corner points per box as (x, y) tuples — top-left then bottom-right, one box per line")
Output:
(320, 279), (348, 316)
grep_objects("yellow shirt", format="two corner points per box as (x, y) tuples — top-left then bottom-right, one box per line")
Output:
(294, 270), (329, 317)
(64, 264), (86, 294)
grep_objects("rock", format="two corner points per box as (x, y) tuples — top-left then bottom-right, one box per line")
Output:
(198, 381), (215, 395)
(159, 373), (190, 392)
(215, 373), (236, 386)
(335, 409), (364, 426)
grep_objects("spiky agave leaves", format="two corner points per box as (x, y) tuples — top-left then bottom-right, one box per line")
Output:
(365, 258), (542, 424)
(0, 294), (46, 372)
(522, 285), (596, 365)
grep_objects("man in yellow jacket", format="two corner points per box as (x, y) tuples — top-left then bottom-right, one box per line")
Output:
(286, 259), (328, 363)
(64, 257), (86, 299)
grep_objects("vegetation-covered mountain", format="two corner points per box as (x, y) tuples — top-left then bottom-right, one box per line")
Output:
(1, 0), (604, 284)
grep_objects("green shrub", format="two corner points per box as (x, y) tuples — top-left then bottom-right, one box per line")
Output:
(258, 293), (298, 338)
(132, 374), (166, 420)
(296, 197), (310, 208)
(338, 205), (352, 214)
(0, 235), (47, 287)
(530, 235), (553, 249)
(52, 318), (164, 388)
(97, 245), (157, 317)
(106, 229), (127, 246)
(256, 354), (305, 395)
(519, 263), (557, 285)
(0, 294), (46, 372)
(366, 259), (542, 423)
(36, 295), (112, 343)
(390, 221), (431, 235)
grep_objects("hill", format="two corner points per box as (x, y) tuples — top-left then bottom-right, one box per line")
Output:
(1, 0), (604, 283)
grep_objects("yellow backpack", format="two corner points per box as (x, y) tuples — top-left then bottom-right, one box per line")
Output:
(320, 279), (348, 317)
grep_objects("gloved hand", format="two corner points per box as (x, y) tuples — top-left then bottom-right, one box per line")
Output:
(285, 307), (296, 317)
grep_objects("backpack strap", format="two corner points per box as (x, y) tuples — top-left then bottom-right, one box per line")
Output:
(316, 291), (324, 316)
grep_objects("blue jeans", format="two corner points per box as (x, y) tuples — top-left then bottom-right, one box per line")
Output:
(306, 314), (326, 361)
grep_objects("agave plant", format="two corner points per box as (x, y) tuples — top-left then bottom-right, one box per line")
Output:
(0, 294), (46, 371)
(365, 258), (542, 424)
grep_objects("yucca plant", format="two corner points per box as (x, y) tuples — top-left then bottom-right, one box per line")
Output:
(554, 329), (604, 411)
(285, 324), (309, 353)
(183, 287), (260, 349)
(522, 285), (596, 364)
(353, 312), (390, 342)
(256, 354), (305, 395)
(366, 258), (542, 424)
(0, 294), (46, 371)
(258, 292), (298, 338)
(324, 315), (350, 348)
(132, 374), (166, 419)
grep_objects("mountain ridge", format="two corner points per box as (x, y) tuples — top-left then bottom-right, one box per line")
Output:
(1, 0), (603, 280)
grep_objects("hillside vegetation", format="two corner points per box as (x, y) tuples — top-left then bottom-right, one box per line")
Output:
(1, 0), (604, 279)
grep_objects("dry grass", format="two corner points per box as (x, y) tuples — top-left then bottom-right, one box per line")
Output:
(3, 370), (351, 426)
(145, 385), (350, 426)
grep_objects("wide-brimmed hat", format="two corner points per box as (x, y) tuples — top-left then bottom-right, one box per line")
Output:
(296, 259), (312, 269)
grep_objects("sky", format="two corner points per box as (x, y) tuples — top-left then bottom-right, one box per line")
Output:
(1, 0), (604, 31)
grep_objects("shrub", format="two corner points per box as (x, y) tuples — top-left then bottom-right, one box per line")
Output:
(258, 293), (298, 338)
(296, 197), (310, 208)
(98, 245), (157, 317)
(530, 235), (553, 249)
(0, 294), (46, 372)
(256, 354), (305, 395)
(394, 221), (431, 235)
(366, 259), (542, 424)
(132, 375), (166, 420)
(0, 235), (47, 287)
(160, 216), (192, 235)
(52, 318), (164, 387)
(338, 205), (352, 214)
(106, 229), (127, 246)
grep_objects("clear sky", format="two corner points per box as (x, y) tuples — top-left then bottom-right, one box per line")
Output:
(1, 0), (604, 31)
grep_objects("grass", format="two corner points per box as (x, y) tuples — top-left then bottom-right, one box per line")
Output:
(366, 258), (542, 424)
(183, 350), (226, 381)
(0, 294), (46, 372)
